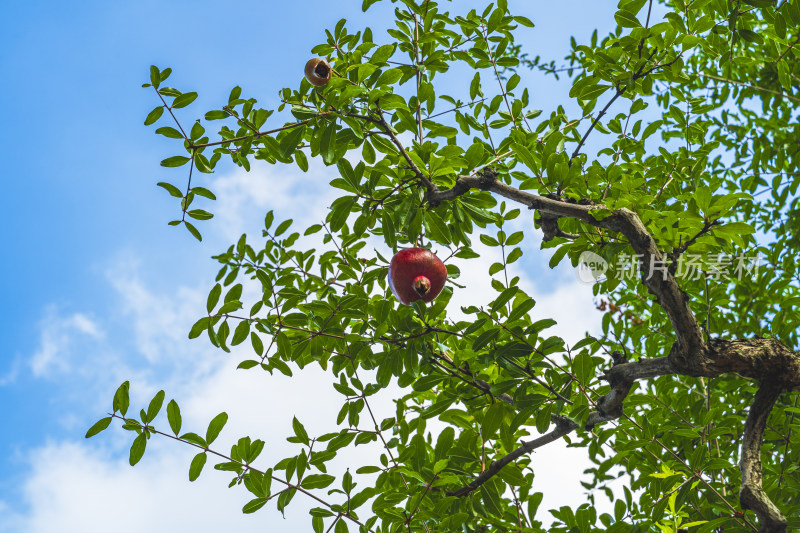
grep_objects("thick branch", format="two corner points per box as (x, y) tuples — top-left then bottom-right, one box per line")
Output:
(428, 174), (706, 371)
(448, 415), (577, 497)
(739, 382), (787, 532)
(707, 338), (800, 387)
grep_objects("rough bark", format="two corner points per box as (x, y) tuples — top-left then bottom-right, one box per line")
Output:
(740, 382), (787, 532)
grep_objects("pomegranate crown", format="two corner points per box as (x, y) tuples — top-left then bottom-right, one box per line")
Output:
(412, 276), (431, 296)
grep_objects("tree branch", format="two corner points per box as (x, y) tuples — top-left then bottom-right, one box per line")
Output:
(448, 353), (670, 497)
(739, 382), (787, 532)
(428, 172), (707, 371)
(447, 415), (578, 497)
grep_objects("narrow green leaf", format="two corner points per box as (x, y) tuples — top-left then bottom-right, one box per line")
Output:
(85, 417), (112, 438)
(207, 284), (221, 313)
(191, 187), (216, 200)
(508, 297), (536, 322)
(189, 452), (207, 481)
(615, 10), (641, 27)
(279, 125), (306, 158)
(161, 156), (190, 167)
(129, 433), (147, 466)
(172, 92), (198, 108)
(242, 497), (268, 514)
(301, 474), (336, 489)
(155, 126), (184, 139)
(144, 106), (164, 126)
(113, 381), (130, 416)
(149, 65), (160, 87)
(320, 122), (337, 166)
(184, 221), (202, 241)
(206, 412), (228, 445)
(145, 390), (165, 422)
(167, 399), (182, 435)
(423, 211), (452, 244)
(293, 417), (310, 444)
(157, 182), (184, 198)
(205, 110), (228, 120)
(187, 209), (213, 221)
(232, 320), (250, 345)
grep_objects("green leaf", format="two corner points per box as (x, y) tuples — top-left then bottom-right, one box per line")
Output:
(194, 153), (213, 173)
(232, 320), (250, 346)
(329, 196), (356, 232)
(184, 221), (202, 241)
(206, 412), (228, 445)
(279, 125), (306, 158)
(472, 328), (499, 351)
(113, 381), (130, 416)
(508, 297), (536, 322)
(172, 92), (198, 108)
(145, 390), (165, 423)
(301, 474), (336, 489)
(242, 497), (268, 514)
(205, 110), (228, 120)
(377, 93), (407, 110)
(512, 143), (539, 174)
(320, 122), (337, 166)
(191, 187), (216, 200)
(527, 491), (544, 518)
(157, 182), (184, 198)
(207, 284), (222, 313)
(275, 219), (293, 236)
(167, 399), (182, 435)
(187, 209), (213, 221)
(580, 83), (611, 101)
(276, 331), (292, 359)
(155, 126), (184, 139)
(615, 9), (641, 27)
(479, 482), (503, 516)
(161, 156), (190, 167)
(85, 417), (112, 438)
(424, 211), (452, 244)
(370, 43), (396, 64)
(573, 351), (594, 385)
(180, 432), (207, 448)
(149, 65), (160, 87)
(491, 287), (518, 312)
(482, 402), (505, 437)
(514, 15), (535, 27)
(189, 452), (207, 481)
(293, 417), (310, 445)
(144, 106), (164, 126)
(129, 433), (147, 466)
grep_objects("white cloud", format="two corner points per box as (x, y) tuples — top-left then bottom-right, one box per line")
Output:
(29, 306), (103, 378)
(104, 251), (209, 371)
(0, 439), (302, 533)
(210, 160), (340, 243)
(0, 357), (22, 387)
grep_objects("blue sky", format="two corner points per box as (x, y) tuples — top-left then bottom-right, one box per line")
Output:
(0, 1), (622, 530)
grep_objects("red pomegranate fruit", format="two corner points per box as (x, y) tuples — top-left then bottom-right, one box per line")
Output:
(388, 248), (447, 305)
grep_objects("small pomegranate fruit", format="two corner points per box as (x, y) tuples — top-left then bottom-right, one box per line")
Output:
(388, 248), (447, 305)
(304, 58), (332, 87)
